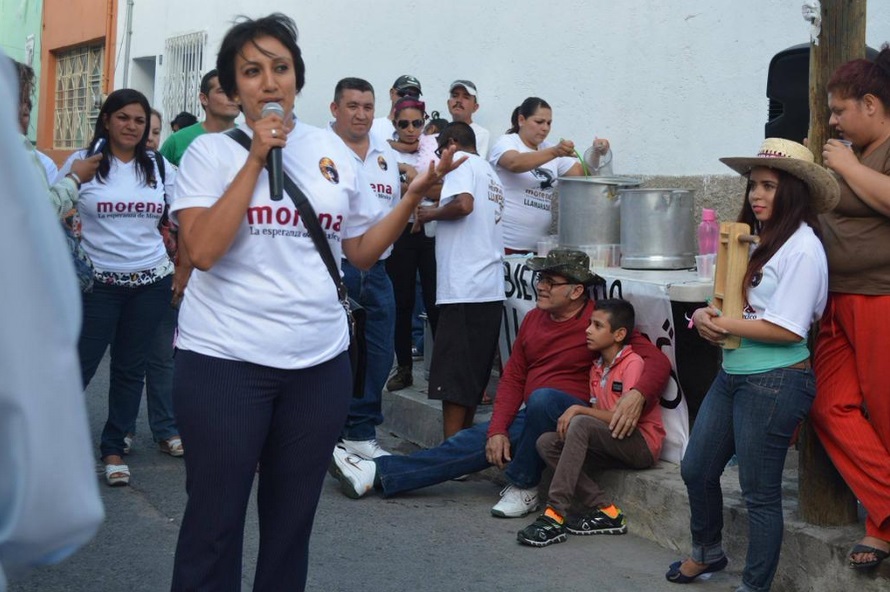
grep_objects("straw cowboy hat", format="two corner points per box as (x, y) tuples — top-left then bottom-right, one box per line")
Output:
(719, 138), (840, 213)
(526, 248), (598, 286)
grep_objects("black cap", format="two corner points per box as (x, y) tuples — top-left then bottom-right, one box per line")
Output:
(393, 74), (422, 96)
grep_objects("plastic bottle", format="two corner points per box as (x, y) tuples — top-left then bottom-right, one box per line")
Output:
(697, 208), (719, 255)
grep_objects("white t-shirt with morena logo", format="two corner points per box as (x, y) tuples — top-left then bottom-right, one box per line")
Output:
(488, 133), (576, 251)
(326, 123), (399, 259)
(58, 151), (174, 272)
(171, 120), (383, 369)
(436, 151), (505, 304)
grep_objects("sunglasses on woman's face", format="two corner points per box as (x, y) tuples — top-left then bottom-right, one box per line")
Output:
(396, 119), (425, 130)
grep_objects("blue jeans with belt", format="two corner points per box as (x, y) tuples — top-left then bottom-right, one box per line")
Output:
(340, 259), (395, 441)
(680, 368), (815, 592)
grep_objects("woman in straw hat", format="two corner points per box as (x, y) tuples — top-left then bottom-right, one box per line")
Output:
(809, 44), (890, 571)
(668, 138), (839, 591)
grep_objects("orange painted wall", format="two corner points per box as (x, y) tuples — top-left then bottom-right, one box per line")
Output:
(37, 0), (117, 164)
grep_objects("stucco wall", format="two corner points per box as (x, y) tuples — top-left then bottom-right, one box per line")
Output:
(116, 0), (890, 177)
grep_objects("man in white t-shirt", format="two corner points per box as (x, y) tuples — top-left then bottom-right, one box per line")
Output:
(447, 80), (490, 160)
(414, 122), (504, 439)
(329, 77), (401, 460)
(370, 74), (422, 146)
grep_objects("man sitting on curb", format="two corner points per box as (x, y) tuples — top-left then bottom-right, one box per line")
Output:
(329, 249), (670, 518)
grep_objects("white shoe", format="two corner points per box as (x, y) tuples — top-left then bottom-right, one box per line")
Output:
(340, 438), (391, 459)
(491, 484), (539, 518)
(329, 444), (376, 499)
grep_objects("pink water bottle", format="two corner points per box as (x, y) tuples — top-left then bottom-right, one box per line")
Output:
(697, 209), (719, 255)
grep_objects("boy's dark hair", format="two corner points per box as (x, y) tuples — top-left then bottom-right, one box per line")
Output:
(436, 121), (477, 152)
(217, 13), (306, 99)
(171, 111), (198, 130)
(595, 299), (635, 342)
(333, 77), (374, 104)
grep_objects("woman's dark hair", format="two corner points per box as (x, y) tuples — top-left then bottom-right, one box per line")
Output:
(392, 96), (426, 120)
(737, 168), (823, 291)
(827, 43), (890, 107)
(9, 58), (35, 109)
(217, 13), (306, 99)
(89, 88), (157, 186)
(507, 97), (551, 134)
(150, 108), (163, 122)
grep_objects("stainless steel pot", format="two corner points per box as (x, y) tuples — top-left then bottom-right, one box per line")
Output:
(619, 188), (696, 269)
(557, 176), (642, 248)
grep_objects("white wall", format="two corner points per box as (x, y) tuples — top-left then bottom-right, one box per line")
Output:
(116, 0), (890, 174)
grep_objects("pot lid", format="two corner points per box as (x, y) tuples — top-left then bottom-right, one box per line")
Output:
(557, 176), (642, 186)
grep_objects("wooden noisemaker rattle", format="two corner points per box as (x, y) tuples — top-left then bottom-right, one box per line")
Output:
(712, 222), (759, 350)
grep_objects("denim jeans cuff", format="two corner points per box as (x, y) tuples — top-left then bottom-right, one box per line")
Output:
(690, 541), (725, 564)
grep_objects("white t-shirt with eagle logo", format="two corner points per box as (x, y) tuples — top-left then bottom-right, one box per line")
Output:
(171, 119), (383, 369)
(488, 133), (576, 251)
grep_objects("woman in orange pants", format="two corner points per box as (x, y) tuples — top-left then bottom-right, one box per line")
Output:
(810, 43), (890, 570)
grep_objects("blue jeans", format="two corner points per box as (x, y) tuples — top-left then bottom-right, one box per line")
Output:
(375, 388), (582, 496)
(340, 260), (395, 441)
(680, 368), (815, 592)
(137, 303), (179, 442)
(78, 275), (173, 458)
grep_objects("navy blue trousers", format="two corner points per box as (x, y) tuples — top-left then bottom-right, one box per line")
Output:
(170, 350), (351, 592)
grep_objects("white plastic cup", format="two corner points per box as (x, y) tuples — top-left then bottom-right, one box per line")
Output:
(695, 253), (716, 280)
(838, 139), (853, 149)
(537, 239), (552, 256)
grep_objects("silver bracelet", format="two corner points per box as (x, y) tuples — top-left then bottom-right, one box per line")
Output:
(66, 172), (82, 188)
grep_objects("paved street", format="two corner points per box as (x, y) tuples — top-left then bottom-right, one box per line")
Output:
(10, 357), (733, 592)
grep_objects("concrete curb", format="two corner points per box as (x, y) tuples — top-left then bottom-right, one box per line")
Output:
(380, 377), (890, 591)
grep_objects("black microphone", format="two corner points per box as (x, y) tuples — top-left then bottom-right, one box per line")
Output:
(261, 102), (285, 201)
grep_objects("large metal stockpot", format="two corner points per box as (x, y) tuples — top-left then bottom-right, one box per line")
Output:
(619, 188), (696, 269)
(556, 176), (642, 248)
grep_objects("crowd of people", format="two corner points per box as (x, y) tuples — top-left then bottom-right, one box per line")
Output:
(5, 10), (890, 592)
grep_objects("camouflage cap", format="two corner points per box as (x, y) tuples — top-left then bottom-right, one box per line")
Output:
(525, 248), (597, 287)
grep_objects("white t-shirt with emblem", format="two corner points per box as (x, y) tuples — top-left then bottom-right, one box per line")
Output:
(723, 223), (828, 374)
(326, 123), (399, 259)
(488, 133), (576, 251)
(171, 120), (383, 369)
(436, 151), (505, 304)
(58, 151), (174, 272)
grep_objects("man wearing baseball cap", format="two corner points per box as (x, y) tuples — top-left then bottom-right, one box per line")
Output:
(370, 74), (423, 145)
(330, 248), (670, 520)
(447, 80), (490, 159)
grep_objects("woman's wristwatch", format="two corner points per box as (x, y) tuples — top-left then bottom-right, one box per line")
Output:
(66, 172), (82, 189)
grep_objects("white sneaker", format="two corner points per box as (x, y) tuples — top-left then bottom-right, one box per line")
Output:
(329, 444), (376, 499)
(340, 438), (391, 459)
(491, 484), (539, 518)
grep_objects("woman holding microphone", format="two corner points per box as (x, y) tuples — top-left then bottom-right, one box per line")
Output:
(489, 97), (610, 253)
(169, 14), (462, 591)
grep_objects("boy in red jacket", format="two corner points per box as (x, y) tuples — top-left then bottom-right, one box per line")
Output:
(518, 299), (665, 547)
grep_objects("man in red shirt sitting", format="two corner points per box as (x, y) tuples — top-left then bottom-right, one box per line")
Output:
(329, 249), (670, 518)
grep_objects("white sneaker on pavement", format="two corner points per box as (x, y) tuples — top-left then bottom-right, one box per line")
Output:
(340, 438), (391, 459)
(491, 484), (539, 518)
(329, 444), (376, 499)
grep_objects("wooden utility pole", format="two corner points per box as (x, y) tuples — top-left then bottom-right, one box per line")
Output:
(807, 0), (868, 164)
(799, 0), (865, 525)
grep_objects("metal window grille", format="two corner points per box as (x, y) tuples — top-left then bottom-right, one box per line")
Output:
(163, 31), (207, 125)
(54, 43), (104, 150)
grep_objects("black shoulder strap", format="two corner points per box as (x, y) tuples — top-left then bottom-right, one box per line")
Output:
(155, 150), (166, 184)
(223, 128), (348, 304)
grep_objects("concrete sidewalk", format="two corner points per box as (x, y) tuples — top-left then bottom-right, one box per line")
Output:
(381, 367), (890, 592)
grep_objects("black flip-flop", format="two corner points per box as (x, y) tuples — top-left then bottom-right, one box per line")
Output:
(848, 544), (890, 570)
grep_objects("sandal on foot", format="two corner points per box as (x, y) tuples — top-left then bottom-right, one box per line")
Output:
(848, 544), (890, 570)
(666, 556), (728, 583)
(159, 436), (184, 457)
(104, 463), (130, 486)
